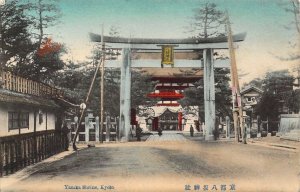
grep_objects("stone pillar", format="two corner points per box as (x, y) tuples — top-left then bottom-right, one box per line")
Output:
(105, 116), (111, 142)
(226, 116), (231, 139)
(116, 116), (119, 141)
(203, 48), (215, 141)
(95, 116), (99, 142)
(119, 48), (131, 142)
(85, 116), (89, 142)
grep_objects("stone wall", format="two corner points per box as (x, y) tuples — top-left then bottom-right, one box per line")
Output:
(278, 114), (300, 135)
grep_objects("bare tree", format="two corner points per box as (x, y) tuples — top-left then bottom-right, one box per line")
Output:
(285, 0), (300, 34)
(279, 0), (300, 61)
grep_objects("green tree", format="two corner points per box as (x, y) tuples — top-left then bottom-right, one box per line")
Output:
(12, 0), (65, 82)
(188, 2), (225, 38)
(288, 89), (300, 113)
(0, 0), (34, 70)
(27, 0), (61, 48)
(55, 62), (158, 118)
(182, 2), (230, 122)
(179, 68), (232, 121)
(131, 71), (158, 110)
(242, 78), (263, 90)
(16, 38), (66, 82)
(256, 70), (295, 121)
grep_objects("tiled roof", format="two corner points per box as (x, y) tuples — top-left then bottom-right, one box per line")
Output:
(240, 86), (263, 95)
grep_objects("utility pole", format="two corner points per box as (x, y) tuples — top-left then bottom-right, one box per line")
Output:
(226, 12), (246, 144)
(0, 1), (4, 87)
(100, 25), (105, 143)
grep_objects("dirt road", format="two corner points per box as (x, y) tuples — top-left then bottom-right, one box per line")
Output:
(2, 135), (300, 192)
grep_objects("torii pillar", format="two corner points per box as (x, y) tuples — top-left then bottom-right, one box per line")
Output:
(89, 32), (246, 142)
(203, 49), (215, 141)
(119, 48), (131, 142)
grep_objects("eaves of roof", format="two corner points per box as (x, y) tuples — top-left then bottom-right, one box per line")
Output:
(0, 89), (61, 109)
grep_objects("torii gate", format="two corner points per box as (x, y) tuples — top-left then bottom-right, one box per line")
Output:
(90, 33), (246, 141)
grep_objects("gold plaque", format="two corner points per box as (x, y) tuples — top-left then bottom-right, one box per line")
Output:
(161, 45), (174, 65)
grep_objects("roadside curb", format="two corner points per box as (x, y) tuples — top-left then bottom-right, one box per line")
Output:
(0, 145), (87, 189)
(247, 140), (299, 152)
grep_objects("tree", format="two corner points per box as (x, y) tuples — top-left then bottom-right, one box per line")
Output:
(7, 0), (65, 82)
(288, 89), (300, 113)
(27, 0), (61, 48)
(214, 68), (232, 118)
(279, 0), (300, 61)
(188, 2), (225, 38)
(281, 0), (300, 36)
(0, 0), (34, 70)
(0, 0), (65, 82)
(182, 2), (230, 122)
(131, 71), (158, 110)
(256, 70), (295, 120)
(242, 78), (263, 90)
(179, 68), (232, 121)
(179, 82), (204, 121)
(15, 37), (66, 82)
(55, 63), (157, 118)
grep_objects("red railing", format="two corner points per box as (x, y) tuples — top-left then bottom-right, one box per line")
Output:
(147, 91), (184, 99)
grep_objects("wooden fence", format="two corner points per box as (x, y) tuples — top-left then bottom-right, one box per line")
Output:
(0, 130), (67, 177)
(1, 71), (63, 98)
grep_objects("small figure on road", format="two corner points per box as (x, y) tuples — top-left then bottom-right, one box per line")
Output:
(158, 127), (162, 136)
(136, 125), (143, 141)
(190, 125), (194, 137)
(62, 123), (69, 151)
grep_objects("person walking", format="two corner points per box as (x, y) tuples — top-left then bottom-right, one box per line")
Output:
(190, 125), (194, 137)
(62, 123), (70, 151)
(136, 125), (143, 141)
(158, 127), (162, 136)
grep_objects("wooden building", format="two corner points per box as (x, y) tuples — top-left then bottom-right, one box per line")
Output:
(241, 86), (263, 116)
(0, 71), (75, 176)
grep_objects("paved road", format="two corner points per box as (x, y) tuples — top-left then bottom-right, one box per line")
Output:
(2, 134), (300, 192)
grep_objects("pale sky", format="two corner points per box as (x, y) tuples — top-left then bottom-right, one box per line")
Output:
(40, 0), (299, 84)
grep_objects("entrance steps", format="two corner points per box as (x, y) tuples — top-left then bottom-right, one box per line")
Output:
(146, 132), (187, 142)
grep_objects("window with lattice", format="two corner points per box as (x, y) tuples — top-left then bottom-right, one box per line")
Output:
(8, 112), (29, 130)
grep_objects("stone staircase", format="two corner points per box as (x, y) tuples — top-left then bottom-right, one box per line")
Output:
(281, 129), (300, 142)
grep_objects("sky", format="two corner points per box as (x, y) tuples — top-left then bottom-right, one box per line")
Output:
(42, 0), (299, 85)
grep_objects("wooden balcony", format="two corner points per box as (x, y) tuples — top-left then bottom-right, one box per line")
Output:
(0, 71), (63, 98)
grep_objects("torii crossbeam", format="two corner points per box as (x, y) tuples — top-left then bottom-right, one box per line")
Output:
(90, 33), (246, 141)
